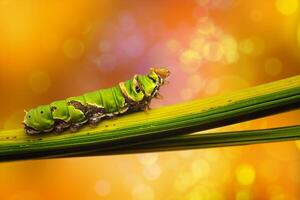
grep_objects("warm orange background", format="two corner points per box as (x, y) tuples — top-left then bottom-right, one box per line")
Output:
(0, 1), (300, 199)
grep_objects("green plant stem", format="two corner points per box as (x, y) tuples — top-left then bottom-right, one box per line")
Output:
(0, 75), (299, 162)
(94, 125), (300, 155)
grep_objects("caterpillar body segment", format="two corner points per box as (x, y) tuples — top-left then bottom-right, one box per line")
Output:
(23, 67), (170, 135)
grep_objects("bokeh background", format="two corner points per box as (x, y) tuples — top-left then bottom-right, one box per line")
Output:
(0, 0), (300, 199)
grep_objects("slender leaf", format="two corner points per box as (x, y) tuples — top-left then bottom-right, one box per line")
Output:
(0, 75), (299, 162)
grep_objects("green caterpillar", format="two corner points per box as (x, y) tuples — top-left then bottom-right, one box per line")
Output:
(23, 67), (170, 135)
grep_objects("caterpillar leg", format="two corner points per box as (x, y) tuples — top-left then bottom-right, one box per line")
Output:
(88, 115), (103, 128)
(25, 126), (41, 135)
(53, 120), (70, 133)
(70, 123), (84, 132)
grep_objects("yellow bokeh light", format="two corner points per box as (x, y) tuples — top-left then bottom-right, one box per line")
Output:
(239, 39), (254, 55)
(63, 38), (85, 59)
(143, 163), (162, 180)
(191, 159), (211, 179)
(222, 36), (239, 63)
(197, 19), (216, 36)
(203, 41), (224, 62)
(264, 57), (283, 76)
(276, 0), (298, 15)
(187, 185), (224, 200)
(132, 183), (154, 200)
(239, 37), (264, 56)
(137, 153), (158, 166)
(180, 49), (202, 65)
(190, 38), (206, 52)
(95, 180), (111, 196)
(28, 71), (51, 94)
(174, 171), (194, 192)
(236, 164), (256, 186)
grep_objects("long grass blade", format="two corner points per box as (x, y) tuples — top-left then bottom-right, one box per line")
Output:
(0, 75), (299, 162)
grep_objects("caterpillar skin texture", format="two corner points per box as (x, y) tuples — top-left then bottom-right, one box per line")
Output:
(23, 67), (170, 135)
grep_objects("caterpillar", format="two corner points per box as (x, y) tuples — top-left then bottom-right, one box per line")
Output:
(23, 67), (170, 135)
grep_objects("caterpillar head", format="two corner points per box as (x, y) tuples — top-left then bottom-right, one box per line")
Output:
(136, 67), (170, 98)
(119, 67), (170, 106)
(23, 105), (55, 134)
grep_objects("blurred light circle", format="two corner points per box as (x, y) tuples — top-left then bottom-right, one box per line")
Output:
(276, 0), (298, 15)
(196, 19), (215, 36)
(174, 172), (194, 192)
(180, 49), (202, 65)
(264, 57), (283, 76)
(203, 41), (224, 62)
(203, 149), (221, 162)
(28, 71), (51, 94)
(95, 180), (111, 196)
(120, 34), (145, 58)
(143, 163), (162, 180)
(222, 36), (239, 63)
(132, 183), (154, 200)
(222, 36), (238, 52)
(236, 164), (256, 186)
(191, 159), (211, 179)
(119, 11), (136, 33)
(138, 153), (158, 165)
(98, 54), (117, 71)
(180, 88), (193, 100)
(188, 185), (224, 200)
(98, 40), (111, 52)
(180, 49), (202, 72)
(63, 38), (85, 59)
(239, 39), (254, 55)
(190, 38), (205, 52)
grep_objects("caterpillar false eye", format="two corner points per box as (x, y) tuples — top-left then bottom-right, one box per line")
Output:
(135, 85), (141, 93)
(23, 67), (170, 135)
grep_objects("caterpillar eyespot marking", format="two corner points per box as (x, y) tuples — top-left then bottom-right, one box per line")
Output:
(135, 85), (141, 93)
(23, 67), (170, 135)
